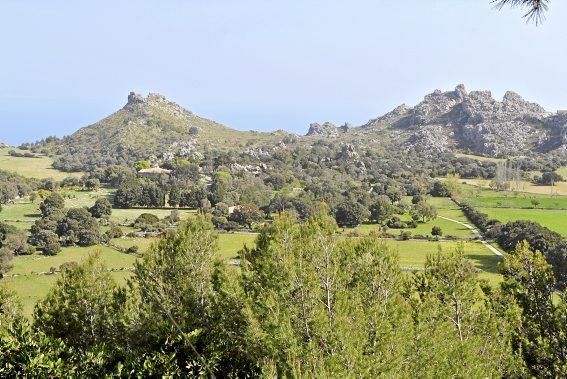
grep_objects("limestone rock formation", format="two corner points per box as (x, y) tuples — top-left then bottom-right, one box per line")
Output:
(306, 122), (349, 137)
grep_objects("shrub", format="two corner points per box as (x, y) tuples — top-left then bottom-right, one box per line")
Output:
(134, 213), (160, 227)
(105, 226), (124, 239)
(399, 230), (412, 240)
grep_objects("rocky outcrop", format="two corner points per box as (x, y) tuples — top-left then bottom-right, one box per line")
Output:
(453, 90), (548, 156)
(124, 92), (194, 121)
(306, 122), (348, 137)
(362, 84), (558, 157)
(406, 125), (451, 155)
(543, 111), (567, 150)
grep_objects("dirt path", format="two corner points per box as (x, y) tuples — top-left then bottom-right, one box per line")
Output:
(439, 216), (503, 257)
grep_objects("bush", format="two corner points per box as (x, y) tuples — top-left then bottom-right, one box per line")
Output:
(105, 226), (124, 239)
(431, 226), (443, 236)
(399, 230), (412, 240)
(134, 213), (160, 227)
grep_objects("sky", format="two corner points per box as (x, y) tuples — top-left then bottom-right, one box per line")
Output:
(1, 0), (567, 145)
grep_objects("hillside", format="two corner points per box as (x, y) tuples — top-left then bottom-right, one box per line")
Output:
(309, 85), (566, 158)
(38, 92), (289, 171)
(30, 85), (567, 173)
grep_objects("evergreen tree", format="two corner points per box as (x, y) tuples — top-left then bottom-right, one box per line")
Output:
(500, 241), (567, 377)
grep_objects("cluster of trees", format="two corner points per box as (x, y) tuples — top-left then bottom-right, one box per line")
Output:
(0, 170), (38, 206)
(491, 220), (567, 288)
(533, 171), (564, 186)
(114, 178), (165, 208)
(0, 223), (33, 278)
(0, 213), (565, 376)
(168, 185), (208, 208)
(28, 193), (109, 255)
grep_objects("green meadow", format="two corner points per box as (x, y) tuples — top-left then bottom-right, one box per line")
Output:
(480, 207), (567, 237)
(0, 147), (82, 180)
(454, 183), (567, 236)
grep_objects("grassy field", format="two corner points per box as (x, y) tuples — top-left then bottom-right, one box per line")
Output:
(451, 183), (567, 236)
(0, 188), (198, 230)
(2, 245), (137, 317)
(383, 239), (502, 285)
(111, 232), (257, 260)
(3, 231), (258, 316)
(345, 197), (474, 239)
(480, 207), (567, 237)
(0, 147), (82, 180)
(461, 178), (567, 196)
(1, 188), (505, 318)
(461, 189), (567, 210)
(2, 228), (503, 317)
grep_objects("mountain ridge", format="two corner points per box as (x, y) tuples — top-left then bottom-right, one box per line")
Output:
(28, 85), (567, 172)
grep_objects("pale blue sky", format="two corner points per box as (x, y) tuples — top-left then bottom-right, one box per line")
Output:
(1, 0), (567, 145)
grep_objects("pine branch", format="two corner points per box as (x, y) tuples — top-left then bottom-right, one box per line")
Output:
(492, 0), (549, 25)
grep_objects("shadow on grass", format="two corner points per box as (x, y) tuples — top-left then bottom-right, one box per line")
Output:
(24, 213), (41, 218)
(465, 254), (501, 275)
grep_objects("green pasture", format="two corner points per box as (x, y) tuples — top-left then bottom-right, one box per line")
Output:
(479, 207), (567, 237)
(383, 239), (502, 285)
(3, 231), (256, 316)
(2, 245), (136, 317)
(468, 196), (567, 209)
(0, 147), (82, 180)
(460, 184), (567, 209)
(2, 230), (502, 318)
(111, 232), (257, 261)
(0, 200), (40, 230)
(460, 177), (567, 196)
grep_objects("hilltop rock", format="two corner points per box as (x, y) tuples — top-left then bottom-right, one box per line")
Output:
(306, 122), (348, 137)
(453, 90), (548, 156)
(361, 84), (555, 157)
(124, 91), (194, 121)
(393, 85), (469, 128)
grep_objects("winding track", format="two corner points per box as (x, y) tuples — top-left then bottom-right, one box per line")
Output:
(439, 216), (503, 257)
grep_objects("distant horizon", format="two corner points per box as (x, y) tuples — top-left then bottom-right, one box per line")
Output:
(2, 1), (567, 145)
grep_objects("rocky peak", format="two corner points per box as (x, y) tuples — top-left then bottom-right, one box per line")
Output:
(126, 92), (145, 107)
(454, 83), (468, 100)
(123, 92), (193, 118)
(458, 89), (547, 125)
(400, 85), (469, 126)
